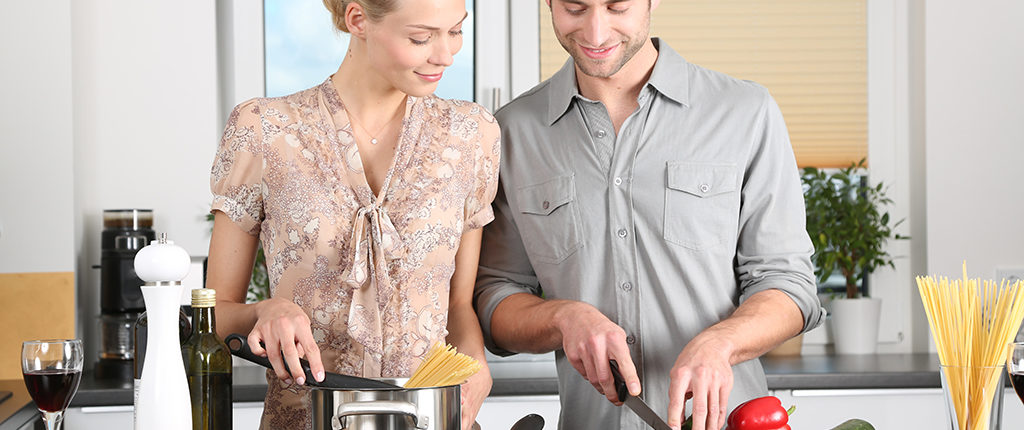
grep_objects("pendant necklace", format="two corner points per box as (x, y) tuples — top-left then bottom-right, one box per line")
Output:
(340, 98), (404, 145)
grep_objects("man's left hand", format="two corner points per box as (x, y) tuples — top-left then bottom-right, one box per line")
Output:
(666, 334), (734, 430)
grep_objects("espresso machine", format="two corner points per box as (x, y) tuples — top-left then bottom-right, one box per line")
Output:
(95, 209), (155, 379)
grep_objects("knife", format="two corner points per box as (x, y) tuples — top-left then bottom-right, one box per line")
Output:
(610, 360), (674, 430)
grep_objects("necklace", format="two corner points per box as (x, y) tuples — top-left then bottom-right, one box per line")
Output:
(339, 98), (404, 145)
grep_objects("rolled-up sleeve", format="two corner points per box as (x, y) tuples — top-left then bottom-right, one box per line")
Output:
(735, 89), (825, 333)
(474, 182), (543, 356)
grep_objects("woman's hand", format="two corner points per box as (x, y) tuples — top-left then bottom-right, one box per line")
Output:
(460, 365), (492, 430)
(247, 297), (325, 386)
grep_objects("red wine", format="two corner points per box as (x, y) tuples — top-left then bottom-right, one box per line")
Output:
(1011, 372), (1024, 403)
(23, 369), (82, 412)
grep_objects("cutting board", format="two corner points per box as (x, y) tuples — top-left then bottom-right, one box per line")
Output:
(0, 272), (75, 379)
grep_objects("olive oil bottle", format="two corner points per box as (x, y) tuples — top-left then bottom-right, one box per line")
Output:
(181, 288), (232, 429)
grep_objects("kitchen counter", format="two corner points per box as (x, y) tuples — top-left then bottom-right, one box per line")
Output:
(486, 353), (946, 395)
(0, 353), (946, 427)
(0, 380), (37, 430)
(761, 353), (942, 390)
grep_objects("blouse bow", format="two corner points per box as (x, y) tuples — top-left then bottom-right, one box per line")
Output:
(342, 201), (406, 375)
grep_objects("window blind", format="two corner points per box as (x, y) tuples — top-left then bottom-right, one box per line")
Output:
(538, 0), (867, 168)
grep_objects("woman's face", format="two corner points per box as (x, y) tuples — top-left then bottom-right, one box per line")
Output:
(363, 0), (467, 97)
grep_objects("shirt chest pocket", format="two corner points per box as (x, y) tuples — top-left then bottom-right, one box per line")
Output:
(664, 162), (740, 250)
(515, 174), (584, 264)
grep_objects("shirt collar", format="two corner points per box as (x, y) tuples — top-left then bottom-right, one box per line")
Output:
(545, 59), (581, 125)
(544, 38), (691, 126)
(646, 38), (690, 107)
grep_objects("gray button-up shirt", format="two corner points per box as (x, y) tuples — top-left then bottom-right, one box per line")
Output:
(475, 39), (824, 430)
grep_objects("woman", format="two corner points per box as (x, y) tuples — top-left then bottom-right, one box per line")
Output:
(205, 0), (497, 428)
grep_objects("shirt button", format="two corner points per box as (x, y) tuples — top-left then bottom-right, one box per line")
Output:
(626, 335), (636, 345)
(621, 282), (633, 292)
(542, 200), (550, 210)
(595, 130), (607, 139)
(699, 183), (711, 193)
(617, 228), (628, 238)
(613, 177), (622, 186)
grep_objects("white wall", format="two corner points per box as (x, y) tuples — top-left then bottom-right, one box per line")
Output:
(923, 1), (1024, 280)
(0, 1), (75, 274)
(71, 1), (221, 358)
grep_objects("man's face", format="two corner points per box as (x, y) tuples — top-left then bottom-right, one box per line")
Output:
(548, 0), (652, 79)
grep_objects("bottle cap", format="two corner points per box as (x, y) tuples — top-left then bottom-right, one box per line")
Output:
(191, 288), (216, 308)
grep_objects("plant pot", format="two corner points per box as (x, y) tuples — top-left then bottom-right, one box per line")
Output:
(765, 333), (804, 357)
(830, 297), (882, 354)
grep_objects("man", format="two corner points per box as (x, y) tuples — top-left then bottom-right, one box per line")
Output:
(474, 1), (825, 429)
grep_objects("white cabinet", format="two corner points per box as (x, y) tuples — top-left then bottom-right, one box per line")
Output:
(63, 402), (264, 429)
(62, 398), (556, 429)
(773, 388), (1024, 429)
(476, 395), (561, 430)
(233, 402), (265, 428)
(64, 405), (133, 429)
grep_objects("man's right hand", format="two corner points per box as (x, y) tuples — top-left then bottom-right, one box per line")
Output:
(555, 302), (642, 404)
(247, 297), (325, 386)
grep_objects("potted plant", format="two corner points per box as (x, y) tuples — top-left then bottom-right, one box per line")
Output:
(801, 159), (907, 354)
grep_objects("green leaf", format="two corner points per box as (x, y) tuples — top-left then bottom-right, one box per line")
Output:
(801, 163), (907, 296)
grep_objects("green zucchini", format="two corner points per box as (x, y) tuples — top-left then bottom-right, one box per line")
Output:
(830, 418), (875, 430)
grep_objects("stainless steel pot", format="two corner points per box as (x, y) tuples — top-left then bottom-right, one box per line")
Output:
(224, 334), (462, 430)
(311, 378), (460, 430)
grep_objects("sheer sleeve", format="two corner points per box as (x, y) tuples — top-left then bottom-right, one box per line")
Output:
(210, 99), (265, 236)
(463, 106), (501, 232)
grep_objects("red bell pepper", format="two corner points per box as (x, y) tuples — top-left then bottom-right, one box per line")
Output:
(725, 396), (794, 430)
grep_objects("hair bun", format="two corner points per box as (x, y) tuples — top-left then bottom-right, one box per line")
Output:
(323, 0), (351, 33)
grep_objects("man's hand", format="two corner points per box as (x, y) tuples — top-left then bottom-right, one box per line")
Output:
(556, 302), (642, 404)
(666, 334), (734, 430)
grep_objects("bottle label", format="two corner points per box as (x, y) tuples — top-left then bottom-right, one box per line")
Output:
(133, 378), (140, 428)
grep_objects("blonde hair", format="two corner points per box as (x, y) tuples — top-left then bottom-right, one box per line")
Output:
(322, 0), (401, 33)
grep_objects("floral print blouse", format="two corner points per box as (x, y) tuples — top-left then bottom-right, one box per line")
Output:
(210, 78), (500, 429)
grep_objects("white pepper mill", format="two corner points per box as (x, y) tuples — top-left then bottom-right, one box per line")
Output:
(133, 233), (192, 430)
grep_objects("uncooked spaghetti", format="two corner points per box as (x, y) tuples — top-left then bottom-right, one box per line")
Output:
(917, 263), (1024, 430)
(404, 342), (482, 388)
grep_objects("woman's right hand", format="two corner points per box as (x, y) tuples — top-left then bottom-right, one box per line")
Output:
(247, 297), (326, 386)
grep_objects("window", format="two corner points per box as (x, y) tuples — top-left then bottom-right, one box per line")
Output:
(263, 0), (475, 100)
(538, 0), (867, 168)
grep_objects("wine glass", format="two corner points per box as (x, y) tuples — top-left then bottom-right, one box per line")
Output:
(1007, 342), (1024, 407)
(22, 339), (84, 430)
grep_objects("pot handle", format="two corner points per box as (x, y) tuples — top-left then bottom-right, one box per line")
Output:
(332, 400), (426, 430)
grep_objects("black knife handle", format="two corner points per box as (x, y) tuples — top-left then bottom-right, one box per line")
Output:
(609, 359), (629, 403)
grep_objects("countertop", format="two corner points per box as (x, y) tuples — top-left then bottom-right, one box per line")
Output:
(0, 380), (37, 430)
(0, 353), (947, 427)
(482, 353), (946, 396)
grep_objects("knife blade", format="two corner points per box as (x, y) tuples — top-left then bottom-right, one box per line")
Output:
(610, 360), (674, 430)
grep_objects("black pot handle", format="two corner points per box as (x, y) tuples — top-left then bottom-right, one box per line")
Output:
(225, 333), (398, 389)
(225, 333), (274, 370)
